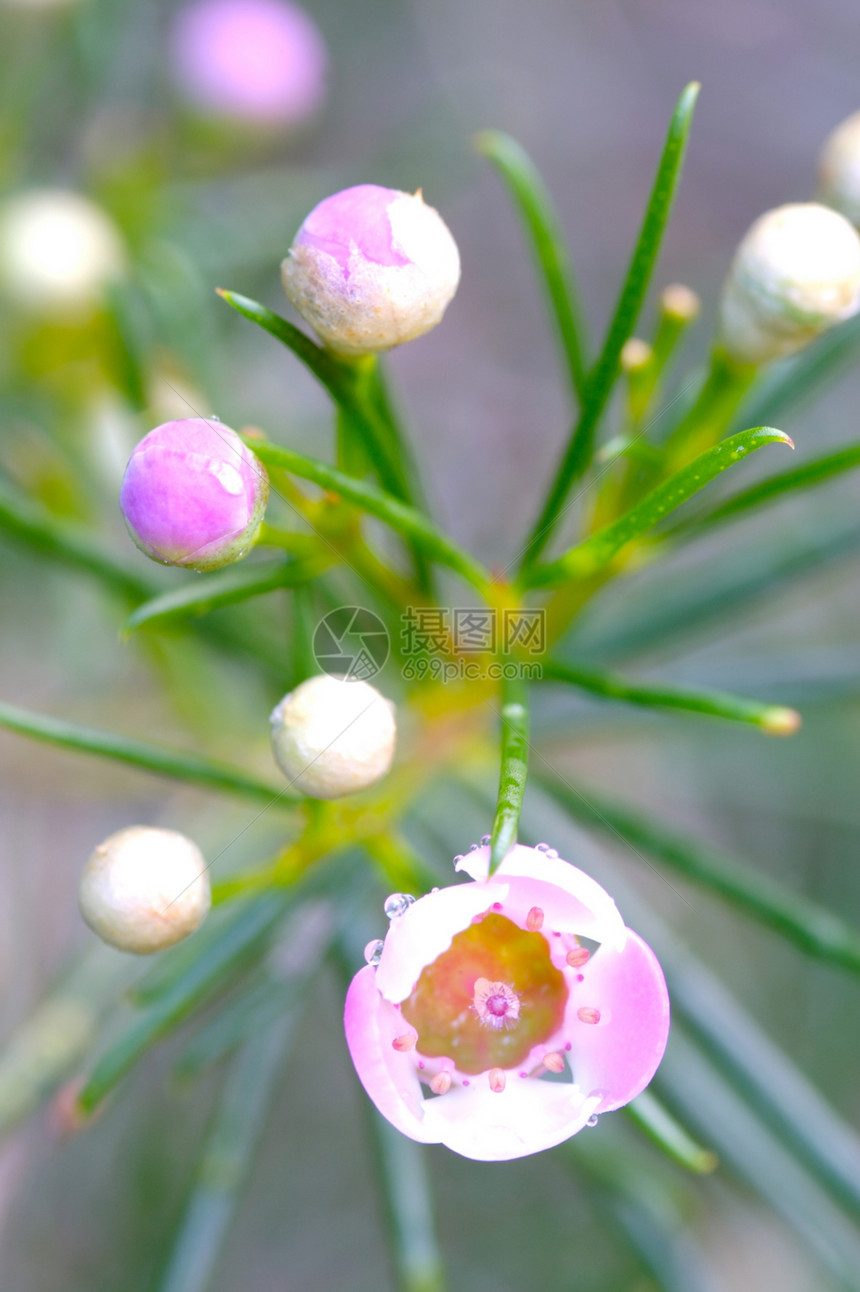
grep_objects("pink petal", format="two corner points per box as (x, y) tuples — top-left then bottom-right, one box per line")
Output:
(420, 1078), (601, 1162)
(374, 880), (509, 1004)
(566, 929), (670, 1112)
(456, 844), (627, 949)
(344, 967), (439, 1145)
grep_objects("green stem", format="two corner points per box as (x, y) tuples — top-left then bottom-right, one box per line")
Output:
(489, 676), (530, 874)
(662, 346), (757, 466)
(519, 82), (700, 569)
(625, 1091), (717, 1174)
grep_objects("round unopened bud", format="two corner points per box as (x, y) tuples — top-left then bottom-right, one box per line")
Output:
(0, 189), (123, 313)
(819, 111), (860, 229)
(719, 203), (860, 365)
(79, 826), (211, 954)
(170, 0), (327, 126)
(270, 674), (396, 798)
(281, 184), (461, 355)
(660, 283), (701, 322)
(620, 337), (652, 371)
(120, 418), (269, 571)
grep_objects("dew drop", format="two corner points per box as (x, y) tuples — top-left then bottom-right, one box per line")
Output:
(469, 842), (479, 852)
(535, 842), (550, 853)
(384, 892), (415, 920)
(363, 939), (384, 966)
(209, 413), (221, 421)
(587, 1114), (599, 1128)
(480, 834), (491, 845)
(453, 855), (464, 863)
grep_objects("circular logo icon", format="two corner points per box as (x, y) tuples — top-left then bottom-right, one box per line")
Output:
(313, 606), (390, 681)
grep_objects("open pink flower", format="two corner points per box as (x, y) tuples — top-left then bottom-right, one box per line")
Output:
(344, 843), (669, 1162)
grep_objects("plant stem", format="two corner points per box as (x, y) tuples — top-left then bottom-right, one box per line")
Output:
(489, 676), (530, 873)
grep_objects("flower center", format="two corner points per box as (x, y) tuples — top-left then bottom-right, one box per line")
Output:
(400, 913), (567, 1075)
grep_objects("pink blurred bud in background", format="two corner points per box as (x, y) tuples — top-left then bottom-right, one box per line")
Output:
(170, 0), (327, 126)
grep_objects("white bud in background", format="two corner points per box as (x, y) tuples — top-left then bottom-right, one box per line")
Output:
(79, 826), (211, 954)
(819, 110), (860, 229)
(660, 282), (701, 322)
(0, 189), (124, 313)
(270, 674), (396, 798)
(719, 203), (860, 365)
(281, 184), (460, 355)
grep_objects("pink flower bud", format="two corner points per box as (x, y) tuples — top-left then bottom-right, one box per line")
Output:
(120, 418), (269, 571)
(170, 0), (327, 126)
(344, 843), (669, 1161)
(281, 184), (461, 355)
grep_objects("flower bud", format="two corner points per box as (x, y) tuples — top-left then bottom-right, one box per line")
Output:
(270, 674), (396, 798)
(719, 203), (860, 365)
(0, 189), (123, 314)
(79, 826), (211, 954)
(120, 418), (269, 571)
(170, 0), (327, 126)
(819, 110), (860, 229)
(281, 184), (461, 355)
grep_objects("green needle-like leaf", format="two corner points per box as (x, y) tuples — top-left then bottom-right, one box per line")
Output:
(539, 658), (800, 734)
(672, 438), (860, 538)
(124, 557), (323, 634)
(521, 82), (700, 569)
(476, 130), (588, 400)
(526, 426), (793, 588)
(625, 1091), (717, 1174)
(489, 678), (530, 874)
(0, 701), (290, 806)
(249, 437), (492, 595)
(535, 770), (860, 974)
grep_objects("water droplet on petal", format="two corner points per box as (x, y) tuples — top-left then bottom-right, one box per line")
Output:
(209, 413), (221, 421)
(453, 855), (464, 863)
(363, 939), (384, 966)
(469, 842), (479, 851)
(384, 893), (415, 920)
(535, 842), (550, 853)
(587, 1114), (599, 1128)
(480, 834), (491, 846)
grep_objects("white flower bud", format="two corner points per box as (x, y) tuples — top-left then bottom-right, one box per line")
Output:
(719, 203), (860, 365)
(270, 674), (396, 799)
(281, 184), (460, 355)
(819, 110), (860, 229)
(79, 826), (211, 954)
(0, 189), (124, 313)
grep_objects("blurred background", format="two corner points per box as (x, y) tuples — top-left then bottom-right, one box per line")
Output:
(1, 0), (860, 1288)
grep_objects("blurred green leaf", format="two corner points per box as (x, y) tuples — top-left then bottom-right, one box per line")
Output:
(489, 678), (530, 874)
(734, 310), (860, 432)
(539, 657), (800, 733)
(527, 426), (793, 588)
(535, 769), (860, 974)
(0, 701), (291, 806)
(78, 891), (295, 1114)
(521, 81), (700, 568)
(475, 130), (588, 400)
(249, 437), (492, 595)
(157, 1012), (300, 1292)
(124, 557), (322, 635)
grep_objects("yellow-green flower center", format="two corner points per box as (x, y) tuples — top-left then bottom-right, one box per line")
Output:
(400, 913), (568, 1075)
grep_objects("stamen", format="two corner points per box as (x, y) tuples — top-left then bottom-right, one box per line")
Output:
(566, 947), (590, 968)
(392, 1034), (416, 1052)
(488, 1067), (506, 1092)
(542, 1051), (565, 1073)
(577, 1007), (601, 1025)
(430, 1071), (452, 1095)
(526, 906), (544, 931)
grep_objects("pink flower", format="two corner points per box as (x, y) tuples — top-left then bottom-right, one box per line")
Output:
(281, 184), (461, 355)
(170, 0), (327, 126)
(344, 843), (669, 1162)
(120, 418), (269, 571)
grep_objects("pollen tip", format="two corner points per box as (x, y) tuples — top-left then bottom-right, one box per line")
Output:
(525, 905), (544, 931)
(488, 1067), (506, 1093)
(542, 1051), (565, 1074)
(392, 1033), (416, 1052)
(430, 1071), (452, 1095)
(566, 947), (590, 968)
(577, 1007), (601, 1025)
